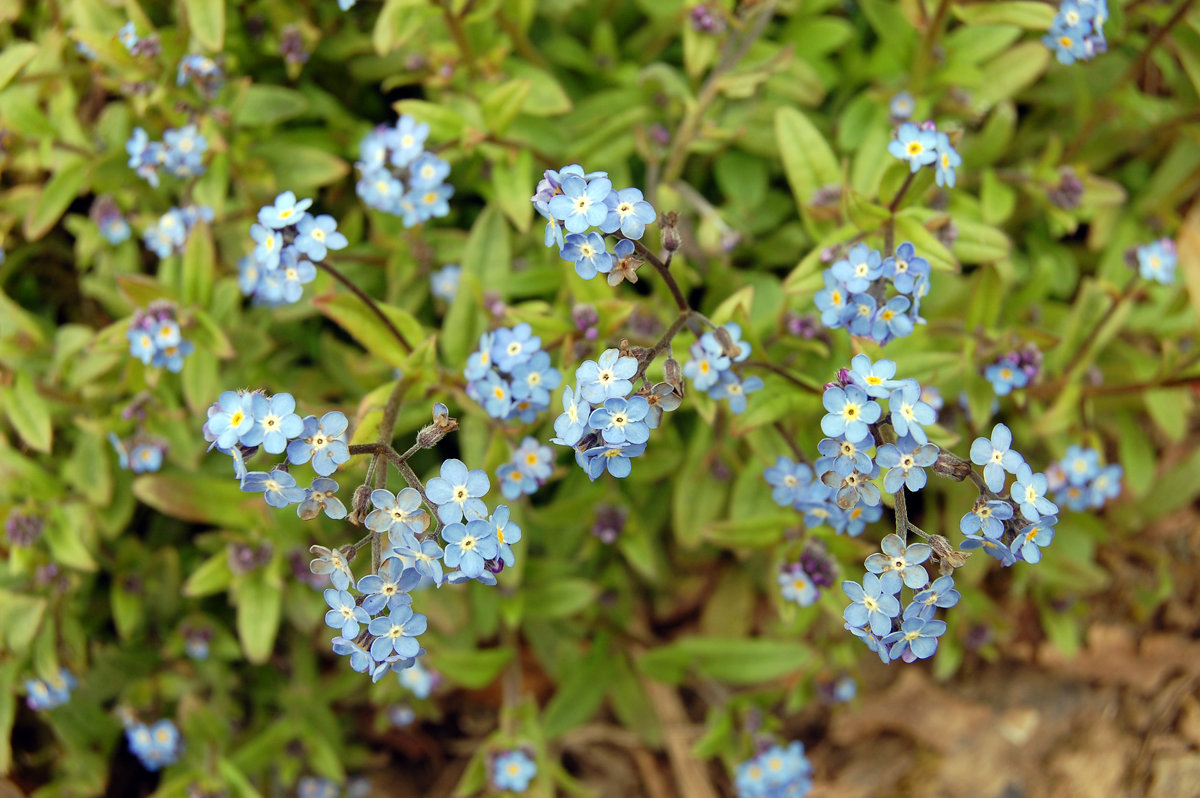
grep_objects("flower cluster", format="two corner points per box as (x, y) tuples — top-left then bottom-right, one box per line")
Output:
(889, 120), (962, 188)
(1135, 238), (1177, 285)
(777, 542), (836, 607)
(109, 432), (166, 473)
(1043, 0), (1108, 65)
(243, 191), (347, 306)
(814, 242), (929, 345)
(430, 264), (460, 302)
(984, 345), (1041, 396)
(764, 456), (884, 536)
(464, 324), (562, 422)
(735, 740), (813, 798)
(5, 511), (44, 547)
(683, 322), (762, 413)
(492, 749), (537, 793)
(144, 204), (212, 258)
(125, 719), (181, 772)
(202, 390), (353, 521)
(550, 347), (682, 481)
(24, 669), (75, 711)
(496, 437), (554, 499)
(309, 457), (521, 681)
(126, 125), (208, 186)
(816, 355), (940, 511)
(90, 196), (130, 245)
(118, 21), (159, 58)
(967, 423), (1060, 564)
(1047, 445), (1122, 511)
(176, 54), (224, 97)
(126, 301), (194, 372)
(354, 116), (453, 226)
(531, 164), (657, 286)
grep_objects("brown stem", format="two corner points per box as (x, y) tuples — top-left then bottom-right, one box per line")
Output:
(1063, 0), (1196, 161)
(912, 0), (952, 91)
(894, 487), (909, 542)
(631, 239), (690, 312)
(316, 260), (413, 353)
(440, 0), (477, 76)
(633, 310), (694, 383)
(741, 360), (822, 395)
(772, 420), (809, 464)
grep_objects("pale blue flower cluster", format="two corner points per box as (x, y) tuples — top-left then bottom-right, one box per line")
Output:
(1043, 0), (1108, 64)
(354, 116), (453, 225)
(464, 324), (562, 422)
(815, 242), (930, 344)
(497, 437), (554, 499)
(127, 125), (208, 186)
(125, 718), (181, 772)
(144, 204), (212, 259)
(682, 322), (763, 413)
(242, 191), (347, 306)
(24, 669), (75, 711)
(531, 164), (657, 285)
(125, 300), (194, 372)
(1048, 444), (1122, 512)
(734, 740), (812, 798)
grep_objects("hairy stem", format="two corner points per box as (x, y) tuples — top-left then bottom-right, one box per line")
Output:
(633, 310), (695, 383)
(631, 239), (690, 313)
(317, 260), (413, 353)
(894, 488), (910, 542)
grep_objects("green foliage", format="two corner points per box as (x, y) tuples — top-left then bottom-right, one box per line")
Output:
(1, 0), (1197, 795)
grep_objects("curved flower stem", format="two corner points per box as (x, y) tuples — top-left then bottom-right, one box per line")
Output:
(632, 310), (695, 383)
(440, 0), (478, 77)
(912, 0), (952, 92)
(658, 0), (780, 189)
(883, 171), (919, 256)
(1063, 0), (1197, 161)
(906, 521), (931, 540)
(742, 360), (823, 395)
(772, 420), (809, 464)
(631, 239), (690, 313)
(316, 260), (413, 353)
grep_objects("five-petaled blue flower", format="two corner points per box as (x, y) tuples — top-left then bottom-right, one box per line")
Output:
(324, 588), (370, 637)
(589, 395), (651, 445)
(600, 187), (656, 240)
(287, 411), (350, 476)
(580, 441), (646, 481)
(577, 349), (637, 404)
(820, 385), (881, 442)
(969, 423), (1025, 492)
(1011, 464), (1058, 521)
(357, 556), (421, 614)
(904, 575), (961, 621)
(243, 469), (307, 507)
(367, 604), (427, 661)
(882, 616), (947, 661)
(1012, 516), (1057, 563)
(934, 132), (962, 188)
(257, 190), (313, 229)
(831, 243), (883, 293)
(842, 572), (902, 637)
(559, 232), (613, 280)
(764, 456), (813, 507)
(847, 353), (900, 398)
(888, 380), (937, 445)
(551, 385), (590, 446)
(865, 533), (931, 593)
(547, 175), (613, 233)
(877, 442), (939, 492)
(244, 392), (304, 454)
(959, 499), (1013, 539)
(710, 373), (763, 414)
(294, 214), (348, 261)
(882, 241), (931, 295)
(888, 122), (938, 172)
(441, 518), (499, 578)
(298, 477), (347, 520)
(365, 487), (429, 546)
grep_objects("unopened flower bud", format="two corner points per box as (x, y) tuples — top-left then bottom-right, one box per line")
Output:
(660, 211), (681, 252)
(350, 484), (373, 526)
(928, 535), (970, 576)
(664, 358), (684, 396)
(932, 450), (972, 482)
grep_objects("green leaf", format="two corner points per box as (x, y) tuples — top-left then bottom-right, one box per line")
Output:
(234, 85), (310, 127)
(953, 218), (1011, 264)
(971, 42), (1050, 113)
(490, 148), (535, 233)
(253, 143), (349, 189)
(236, 571), (282, 664)
(702, 515), (791, 549)
(44, 504), (98, 572)
(482, 78), (531, 136)
(24, 159), (89, 241)
(392, 99), (467, 141)
(440, 272), (483, 367)
(894, 214), (959, 273)
(0, 588), (46, 651)
(542, 643), (612, 737)
(639, 637), (812, 685)
(952, 2), (1057, 28)
(433, 647), (513, 689)
(2, 371), (53, 452)
(311, 292), (424, 369)
(111, 579), (144, 639)
(372, 0), (428, 54)
(775, 106), (840, 216)
(218, 758), (266, 798)
(0, 41), (38, 92)
(522, 578), (600, 620)
(183, 551), (235, 598)
(461, 206), (511, 294)
(184, 0), (225, 51)
(0, 661), (17, 773)
(132, 474), (269, 528)
(181, 222), (215, 307)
